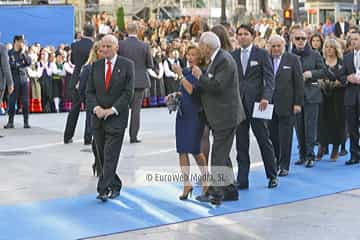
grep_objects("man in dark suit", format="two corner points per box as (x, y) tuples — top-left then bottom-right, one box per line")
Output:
(334, 16), (349, 39)
(118, 22), (153, 143)
(189, 32), (245, 205)
(4, 35), (31, 129)
(0, 43), (13, 102)
(86, 34), (135, 201)
(0, 42), (13, 137)
(64, 24), (94, 144)
(231, 24), (278, 189)
(291, 28), (326, 168)
(268, 35), (304, 177)
(340, 30), (360, 165)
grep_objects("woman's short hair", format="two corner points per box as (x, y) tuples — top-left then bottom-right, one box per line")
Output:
(186, 44), (205, 67)
(323, 38), (343, 59)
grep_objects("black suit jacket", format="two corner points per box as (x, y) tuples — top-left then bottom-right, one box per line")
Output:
(272, 52), (304, 116)
(118, 37), (153, 89)
(341, 51), (360, 106)
(70, 37), (93, 89)
(86, 56), (135, 131)
(193, 49), (246, 130)
(231, 46), (274, 115)
(334, 21), (349, 38)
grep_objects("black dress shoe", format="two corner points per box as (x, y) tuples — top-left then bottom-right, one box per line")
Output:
(235, 182), (249, 190)
(109, 190), (120, 199)
(24, 123), (31, 128)
(223, 185), (239, 201)
(4, 123), (14, 129)
(130, 139), (141, 144)
(64, 139), (73, 144)
(209, 194), (223, 206)
(278, 169), (288, 177)
(345, 159), (360, 165)
(295, 159), (305, 165)
(195, 193), (210, 202)
(305, 160), (314, 168)
(268, 178), (278, 188)
(96, 193), (109, 202)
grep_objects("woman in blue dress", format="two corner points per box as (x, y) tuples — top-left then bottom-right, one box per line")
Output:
(171, 45), (208, 200)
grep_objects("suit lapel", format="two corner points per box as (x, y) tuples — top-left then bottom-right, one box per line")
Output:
(207, 49), (221, 74)
(275, 53), (286, 78)
(233, 49), (243, 77)
(244, 47), (256, 77)
(99, 60), (106, 92)
(108, 56), (121, 90)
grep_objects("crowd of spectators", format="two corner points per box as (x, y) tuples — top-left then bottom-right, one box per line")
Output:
(0, 12), (358, 114)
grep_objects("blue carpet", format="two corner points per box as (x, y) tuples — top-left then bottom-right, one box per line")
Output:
(1, 142), (360, 240)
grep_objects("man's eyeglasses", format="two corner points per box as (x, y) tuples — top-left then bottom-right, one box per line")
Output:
(295, 37), (307, 41)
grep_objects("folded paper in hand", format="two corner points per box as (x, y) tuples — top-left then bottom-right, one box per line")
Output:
(252, 102), (274, 120)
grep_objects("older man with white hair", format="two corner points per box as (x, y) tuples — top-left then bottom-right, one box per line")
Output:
(87, 34), (135, 202)
(189, 31), (246, 205)
(268, 35), (304, 177)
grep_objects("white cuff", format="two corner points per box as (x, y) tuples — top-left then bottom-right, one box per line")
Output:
(112, 107), (119, 115)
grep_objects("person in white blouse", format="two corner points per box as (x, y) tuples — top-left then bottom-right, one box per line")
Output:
(148, 47), (165, 106)
(37, 49), (54, 112)
(163, 47), (182, 95)
(51, 52), (66, 113)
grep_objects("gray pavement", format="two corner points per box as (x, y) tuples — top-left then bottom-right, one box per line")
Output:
(0, 108), (359, 240)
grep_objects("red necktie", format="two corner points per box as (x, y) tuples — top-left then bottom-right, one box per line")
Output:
(105, 60), (112, 90)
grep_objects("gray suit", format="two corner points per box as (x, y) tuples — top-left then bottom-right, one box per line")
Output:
(292, 46), (326, 162)
(269, 52), (304, 171)
(119, 36), (153, 141)
(0, 44), (13, 99)
(193, 49), (245, 195)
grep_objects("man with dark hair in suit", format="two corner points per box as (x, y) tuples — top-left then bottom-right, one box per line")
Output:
(4, 35), (31, 129)
(64, 24), (94, 144)
(334, 16), (349, 39)
(231, 24), (278, 189)
(189, 31), (246, 205)
(341, 30), (360, 165)
(268, 35), (304, 177)
(86, 34), (134, 201)
(118, 22), (153, 143)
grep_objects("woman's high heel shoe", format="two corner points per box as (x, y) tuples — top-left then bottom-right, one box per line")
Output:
(179, 186), (193, 200)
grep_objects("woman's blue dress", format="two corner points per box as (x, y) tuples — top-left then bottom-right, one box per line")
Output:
(175, 68), (204, 154)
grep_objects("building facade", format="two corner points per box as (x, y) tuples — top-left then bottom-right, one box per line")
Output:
(305, 0), (357, 25)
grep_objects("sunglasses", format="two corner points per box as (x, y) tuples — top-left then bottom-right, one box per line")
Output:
(295, 37), (307, 41)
